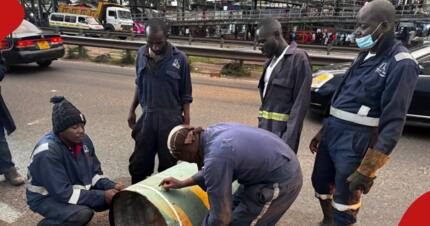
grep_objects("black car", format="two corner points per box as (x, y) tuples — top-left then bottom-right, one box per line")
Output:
(311, 44), (430, 124)
(2, 20), (65, 68)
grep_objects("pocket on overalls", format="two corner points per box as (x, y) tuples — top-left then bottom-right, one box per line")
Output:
(271, 78), (294, 104)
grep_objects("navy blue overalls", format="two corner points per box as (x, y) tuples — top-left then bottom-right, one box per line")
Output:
(191, 123), (302, 226)
(311, 38), (419, 225)
(26, 132), (116, 225)
(129, 44), (192, 183)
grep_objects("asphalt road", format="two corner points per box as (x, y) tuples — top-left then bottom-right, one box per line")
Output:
(0, 60), (429, 226)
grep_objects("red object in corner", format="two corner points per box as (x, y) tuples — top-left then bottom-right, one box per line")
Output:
(399, 191), (430, 226)
(0, 0), (24, 41)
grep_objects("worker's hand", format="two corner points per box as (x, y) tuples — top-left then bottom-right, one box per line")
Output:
(127, 110), (136, 129)
(114, 181), (126, 191)
(159, 177), (184, 191)
(310, 127), (324, 154)
(104, 189), (119, 205)
(347, 171), (375, 194)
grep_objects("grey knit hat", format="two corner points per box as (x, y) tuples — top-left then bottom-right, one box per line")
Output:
(50, 96), (86, 134)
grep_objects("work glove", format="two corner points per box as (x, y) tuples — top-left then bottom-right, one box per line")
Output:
(347, 148), (389, 194)
(347, 171), (374, 194)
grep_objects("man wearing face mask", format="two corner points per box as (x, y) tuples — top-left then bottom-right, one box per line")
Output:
(257, 18), (312, 153)
(128, 19), (192, 184)
(26, 96), (125, 226)
(160, 123), (302, 226)
(309, 1), (419, 226)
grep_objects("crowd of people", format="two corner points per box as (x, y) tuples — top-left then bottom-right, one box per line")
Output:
(0, 0), (420, 226)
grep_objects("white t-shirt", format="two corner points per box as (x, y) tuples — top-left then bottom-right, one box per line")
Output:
(263, 46), (289, 97)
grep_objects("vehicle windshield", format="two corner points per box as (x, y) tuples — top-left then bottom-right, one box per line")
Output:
(118, 10), (132, 20)
(86, 17), (100, 25)
(13, 20), (42, 35)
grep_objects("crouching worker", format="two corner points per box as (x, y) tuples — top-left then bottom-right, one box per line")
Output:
(26, 96), (125, 226)
(160, 123), (302, 226)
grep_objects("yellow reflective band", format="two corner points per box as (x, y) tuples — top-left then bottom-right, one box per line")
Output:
(189, 185), (210, 209)
(258, 111), (289, 122)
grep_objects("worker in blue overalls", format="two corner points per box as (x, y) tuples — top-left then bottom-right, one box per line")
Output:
(0, 55), (25, 186)
(128, 19), (193, 184)
(27, 96), (125, 226)
(160, 123), (302, 226)
(310, 1), (419, 225)
(257, 18), (312, 153)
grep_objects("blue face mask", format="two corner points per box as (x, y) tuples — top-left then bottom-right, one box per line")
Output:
(355, 23), (383, 49)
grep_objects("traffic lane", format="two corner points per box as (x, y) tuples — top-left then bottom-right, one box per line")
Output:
(0, 60), (428, 225)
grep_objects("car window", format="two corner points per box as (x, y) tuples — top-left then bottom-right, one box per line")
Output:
(118, 10), (131, 19)
(13, 20), (42, 34)
(50, 14), (64, 22)
(78, 17), (87, 24)
(65, 15), (77, 23)
(108, 11), (116, 18)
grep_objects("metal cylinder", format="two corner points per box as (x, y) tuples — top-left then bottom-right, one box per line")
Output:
(110, 163), (211, 226)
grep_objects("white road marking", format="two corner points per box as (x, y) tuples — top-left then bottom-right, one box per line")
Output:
(0, 202), (22, 224)
(27, 118), (46, 126)
(50, 89), (57, 92)
(27, 120), (41, 126)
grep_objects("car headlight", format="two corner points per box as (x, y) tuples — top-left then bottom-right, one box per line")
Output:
(312, 72), (334, 89)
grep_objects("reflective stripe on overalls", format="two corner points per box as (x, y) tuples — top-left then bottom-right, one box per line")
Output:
(258, 111), (289, 122)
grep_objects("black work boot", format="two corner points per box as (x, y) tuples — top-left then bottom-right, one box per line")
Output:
(4, 167), (25, 186)
(318, 199), (335, 226)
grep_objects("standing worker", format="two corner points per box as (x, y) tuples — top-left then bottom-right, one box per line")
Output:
(0, 55), (25, 186)
(128, 19), (193, 184)
(257, 18), (312, 153)
(310, 1), (419, 226)
(160, 123), (302, 226)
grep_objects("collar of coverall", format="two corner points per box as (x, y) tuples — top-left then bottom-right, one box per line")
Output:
(144, 42), (177, 58)
(369, 33), (397, 57)
(264, 41), (297, 67)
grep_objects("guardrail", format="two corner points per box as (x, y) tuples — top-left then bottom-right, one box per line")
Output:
(61, 35), (355, 65)
(42, 27), (360, 54)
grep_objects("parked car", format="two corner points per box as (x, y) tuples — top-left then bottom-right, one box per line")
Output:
(311, 43), (430, 124)
(2, 20), (65, 68)
(49, 13), (104, 31)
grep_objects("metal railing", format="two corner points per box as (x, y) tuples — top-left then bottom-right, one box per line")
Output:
(61, 35), (355, 65)
(41, 27), (360, 54)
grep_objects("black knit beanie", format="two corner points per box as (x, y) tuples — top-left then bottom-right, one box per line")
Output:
(50, 96), (86, 134)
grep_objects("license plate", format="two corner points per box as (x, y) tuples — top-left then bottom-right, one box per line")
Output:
(312, 72), (333, 88)
(37, 41), (50, 50)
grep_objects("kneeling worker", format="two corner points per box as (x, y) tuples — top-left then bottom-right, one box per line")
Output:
(26, 96), (125, 226)
(160, 123), (302, 226)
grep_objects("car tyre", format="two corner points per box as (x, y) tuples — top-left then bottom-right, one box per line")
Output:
(37, 60), (52, 68)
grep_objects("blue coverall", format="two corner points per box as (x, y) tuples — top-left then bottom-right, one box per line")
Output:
(192, 123), (303, 226)
(129, 44), (192, 183)
(312, 38), (419, 225)
(26, 132), (116, 225)
(0, 58), (17, 175)
(258, 42), (312, 153)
